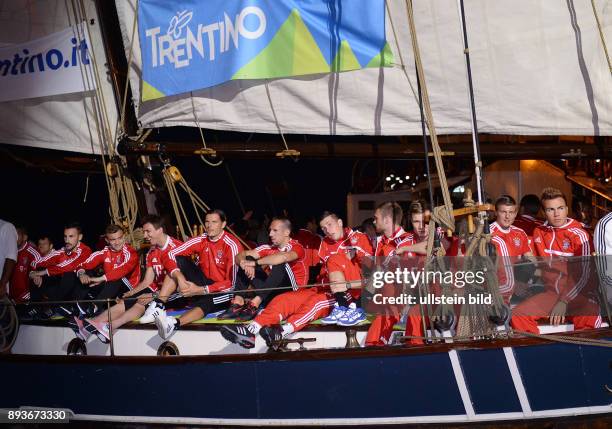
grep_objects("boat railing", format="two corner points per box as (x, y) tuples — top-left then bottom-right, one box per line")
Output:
(1, 255), (610, 354)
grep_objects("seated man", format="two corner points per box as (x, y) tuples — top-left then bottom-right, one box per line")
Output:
(365, 202), (415, 346)
(135, 215), (183, 323)
(511, 188), (600, 333)
(61, 225), (140, 339)
(318, 211), (373, 326)
(396, 201), (456, 345)
(292, 215), (322, 282)
(490, 195), (536, 303)
(513, 194), (544, 237)
(153, 209), (243, 339)
(219, 217), (309, 348)
(10, 226), (40, 304)
(36, 235), (54, 258)
(29, 223), (92, 318)
(85, 218), (175, 342)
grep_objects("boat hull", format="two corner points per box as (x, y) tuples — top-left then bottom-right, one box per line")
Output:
(1, 329), (610, 426)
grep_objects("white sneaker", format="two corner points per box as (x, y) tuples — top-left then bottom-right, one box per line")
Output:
(320, 303), (347, 325)
(156, 316), (177, 340)
(139, 301), (165, 324)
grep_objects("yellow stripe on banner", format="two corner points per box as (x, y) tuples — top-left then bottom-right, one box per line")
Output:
(142, 80), (165, 101)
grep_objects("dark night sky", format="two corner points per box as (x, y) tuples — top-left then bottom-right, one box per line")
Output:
(1, 155), (357, 247)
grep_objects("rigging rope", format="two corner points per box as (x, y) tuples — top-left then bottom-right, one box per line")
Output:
(162, 165), (252, 249)
(590, 0), (612, 75)
(264, 81), (299, 160)
(405, 0), (455, 236)
(75, 0), (140, 242)
(189, 92), (224, 167)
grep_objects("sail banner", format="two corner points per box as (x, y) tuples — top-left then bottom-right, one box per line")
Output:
(0, 24), (96, 103)
(138, 0), (392, 101)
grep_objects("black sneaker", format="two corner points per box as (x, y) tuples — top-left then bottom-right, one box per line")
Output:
(220, 325), (256, 349)
(260, 325), (283, 348)
(235, 304), (259, 322)
(217, 303), (245, 320)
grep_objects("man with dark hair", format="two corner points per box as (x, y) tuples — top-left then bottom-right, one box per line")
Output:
(9, 226), (40, 304)
(318, 211), (373, 326)
(511, 187), (600, 333)
(366, 202), (416, 346)
(86, 216), (179, 342)
(29, 223), (92, 318)
(152, 209), (244, 339)
(59, 225), (141, 339)
(513, 194), (544, 237)
(135, 215), (183, 325)
(219, 217), (307, 349)
(359, 217), (377, 250)
(37, 236), (54, 257)
(292, 214), (322, 282)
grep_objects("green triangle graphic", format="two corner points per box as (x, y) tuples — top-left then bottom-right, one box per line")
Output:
(142, 80), (165, 101)
(232, 9), (329, 79)
(330, 40), (361, 72)
(366, 42), (394, 68)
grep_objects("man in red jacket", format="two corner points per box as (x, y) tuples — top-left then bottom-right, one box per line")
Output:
(69, 224), (140, 318)
(318, 211), (373, 326)
(219, 217), (309, 349)
(29, 222), (92, 318)
(513, 194), (544, 238)
(10, 226), (40, 304)
(153, 209), (243, 339)
(86, 216), (180, 343)
(511, 188), (601, 333)
(365, 202), (415, 346)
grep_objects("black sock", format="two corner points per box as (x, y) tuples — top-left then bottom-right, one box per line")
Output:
(334, 292), (349, 308)
(175, 318), (181, 329)
(154, 299), (165, 309)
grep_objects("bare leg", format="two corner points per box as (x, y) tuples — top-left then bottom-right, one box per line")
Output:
(329, 271), (348, 294)
(158, 276), (178, 303)
(92, 301), (126, 324)
(110, 303), (146, 330)
(177, 307), (204, 326)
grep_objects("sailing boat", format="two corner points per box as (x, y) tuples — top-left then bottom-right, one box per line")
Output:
(1, 0), (611, 426)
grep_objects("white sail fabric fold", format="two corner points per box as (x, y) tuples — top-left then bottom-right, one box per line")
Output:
(116, 0), (612, 136)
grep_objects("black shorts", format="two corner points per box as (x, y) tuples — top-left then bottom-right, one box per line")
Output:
(191, 294), (230, 315)
(124, 288), (154, 311)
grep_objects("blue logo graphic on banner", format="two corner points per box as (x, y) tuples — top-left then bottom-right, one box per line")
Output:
(138, 0), (392, 100)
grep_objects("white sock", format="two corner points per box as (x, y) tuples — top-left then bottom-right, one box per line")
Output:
(281, 324), (294, 336)
(247, 321), (261, 335)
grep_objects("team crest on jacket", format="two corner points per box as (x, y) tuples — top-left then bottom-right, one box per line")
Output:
(513, 237), (521, 247)
(351, 237), (358, 245)
(216, 250), (223, 260)
(562, 239), (571, 250)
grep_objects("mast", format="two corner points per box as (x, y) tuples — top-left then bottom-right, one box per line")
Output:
(456, 0), (486, 208)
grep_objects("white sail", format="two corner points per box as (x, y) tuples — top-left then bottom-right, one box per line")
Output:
(116, 0), (612, 136)
(0, 0), (118, 153)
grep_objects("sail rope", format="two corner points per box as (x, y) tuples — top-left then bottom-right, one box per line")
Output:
(264, 81), (299, 159)
(161, 164), (252, 249)
(405, 0), (455, 236)
(189, 92), (223, 167)
(68, 0), (140, 243)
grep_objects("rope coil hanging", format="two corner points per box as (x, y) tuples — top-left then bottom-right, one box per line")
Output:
(68, 0), (140, 243)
